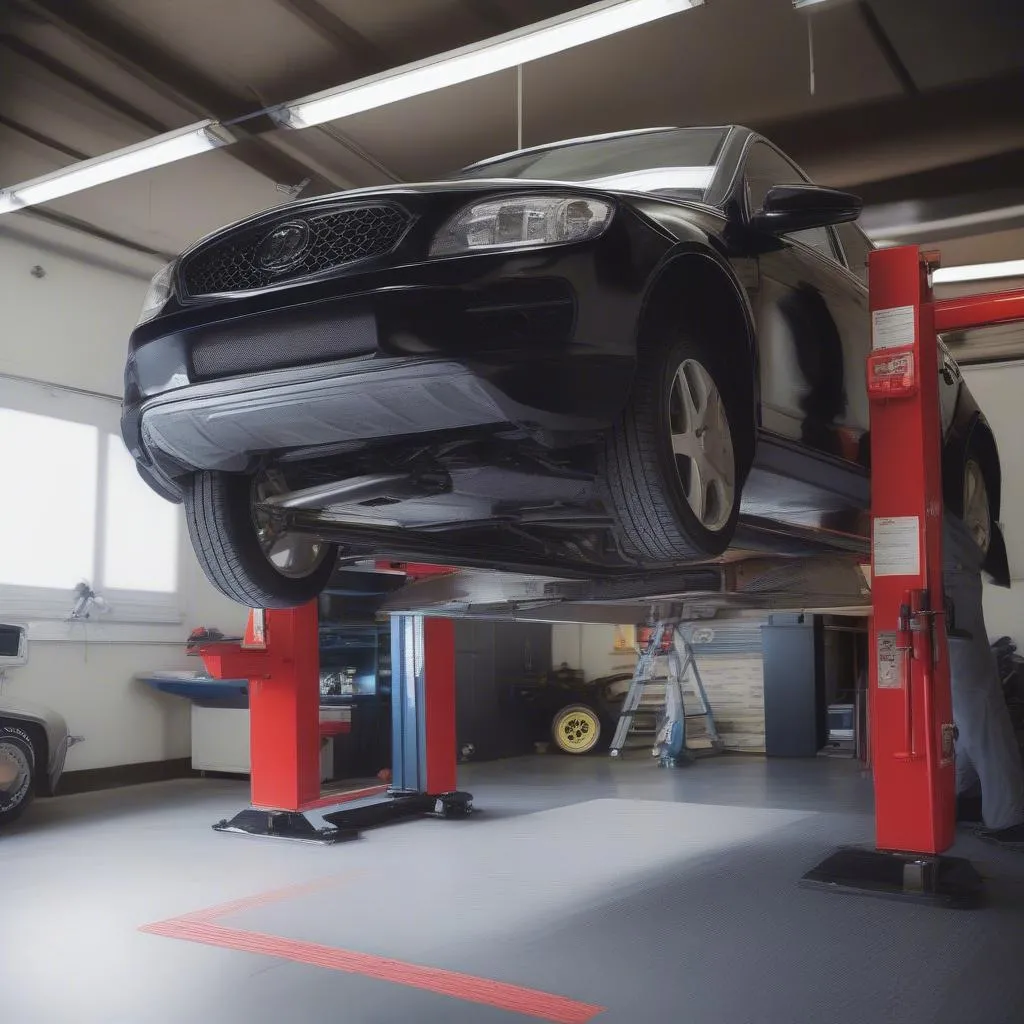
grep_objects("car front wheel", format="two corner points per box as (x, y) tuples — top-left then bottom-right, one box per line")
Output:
(603, 329), (744, 561)
(184, 469), (338, 608)
(0, 724), (36, 826)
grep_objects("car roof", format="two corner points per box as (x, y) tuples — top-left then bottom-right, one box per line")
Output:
(462, 125), (744, 172)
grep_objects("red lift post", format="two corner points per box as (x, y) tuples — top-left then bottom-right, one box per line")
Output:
(805, 246), (1024, 906)
(197, 584), (471, 842)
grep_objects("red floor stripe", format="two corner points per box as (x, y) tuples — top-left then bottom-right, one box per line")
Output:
(174, 873), (362, 924)
(141, 919), (604, 1024)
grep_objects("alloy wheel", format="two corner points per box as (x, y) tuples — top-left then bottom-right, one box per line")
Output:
(251, 471), (329, 579)
(0, 741), (32, 811)
(555, 707), (600, 754)
(667, 359), (735, 532)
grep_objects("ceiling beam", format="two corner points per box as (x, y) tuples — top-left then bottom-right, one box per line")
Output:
(15, 0), (335, 192)
(0, 33), (168, 134)
(0, 112), (89, 160)
(760, 69), (1024, 182)
(853, 148), (1024, 207)
(857, 1), (918, 96)
(21, 206), (175, 260)
(269, 0), (388, 76)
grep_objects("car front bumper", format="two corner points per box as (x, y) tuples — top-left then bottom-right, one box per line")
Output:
(123, 229), (666, 498)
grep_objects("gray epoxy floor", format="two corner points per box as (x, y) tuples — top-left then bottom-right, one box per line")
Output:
(3, 755), (1024, 1024)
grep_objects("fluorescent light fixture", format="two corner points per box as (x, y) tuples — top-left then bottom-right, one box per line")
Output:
(932, 259), (1024, 285)
(283, 0), (703, 129)
(793, 0), (854, 9)
(0, 120), (234, 216)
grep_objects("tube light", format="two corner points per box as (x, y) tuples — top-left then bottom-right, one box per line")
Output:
(932, 260), (1024, 285)
(0, 121), (235, 216)
(282, 0), (703, 129)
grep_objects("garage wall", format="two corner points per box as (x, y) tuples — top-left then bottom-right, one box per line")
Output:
(961, 362), (1024, 644)
(551, 624), (638, 681)
(552, 621), (767, 752)
(0, 227), (248, 773)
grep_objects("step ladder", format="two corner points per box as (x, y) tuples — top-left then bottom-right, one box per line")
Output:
(608, 620), (724, 766)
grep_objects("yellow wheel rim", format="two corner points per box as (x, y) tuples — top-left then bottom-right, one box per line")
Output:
(556, 708), (600, 753)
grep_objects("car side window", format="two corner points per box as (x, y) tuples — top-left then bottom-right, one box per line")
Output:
(743, 142), (841, 265)
(835, 222), (873, 284)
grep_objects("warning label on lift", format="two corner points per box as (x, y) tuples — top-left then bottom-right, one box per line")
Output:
(873, 516), (921, 577)
(872, 305), (916, 349)
(877, 632), (901, 689)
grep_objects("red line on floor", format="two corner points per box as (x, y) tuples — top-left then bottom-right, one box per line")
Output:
(173, 873), (364, 924)
(140, 918), (604, 1024)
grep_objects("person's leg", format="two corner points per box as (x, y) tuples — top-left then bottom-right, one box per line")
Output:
(947, 569), (1024, 833)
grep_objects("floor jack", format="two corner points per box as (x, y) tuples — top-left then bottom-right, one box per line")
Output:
(803, 245), (1024, 908)
(198, 606), (471, 844)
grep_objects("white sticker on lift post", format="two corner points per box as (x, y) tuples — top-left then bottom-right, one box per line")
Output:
(873, 516), (921, 577)
(872, 305), (916, 350)
(877, 632), (901, 689)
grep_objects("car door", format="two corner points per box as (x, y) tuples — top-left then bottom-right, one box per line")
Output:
(740, 141), (870, 465)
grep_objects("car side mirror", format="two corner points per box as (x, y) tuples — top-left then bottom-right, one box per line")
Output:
(750, 184), (863, 235)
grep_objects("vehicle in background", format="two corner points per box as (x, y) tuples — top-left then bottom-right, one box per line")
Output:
(122, 125), (1008, 607)
(0, 623), (75, 826)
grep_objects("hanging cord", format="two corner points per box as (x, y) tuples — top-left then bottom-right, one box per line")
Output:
(516, 64), (524, 150)
(807, 16), (816, 96)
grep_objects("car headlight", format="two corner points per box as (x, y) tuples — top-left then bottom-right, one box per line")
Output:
(430, 195), (614, 257)
(137, 261), (176, 325)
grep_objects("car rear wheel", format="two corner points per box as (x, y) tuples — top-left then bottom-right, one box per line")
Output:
(603, 329), (744, 561)
(184, 469), (338, 608)
(0, 724), (36, 826)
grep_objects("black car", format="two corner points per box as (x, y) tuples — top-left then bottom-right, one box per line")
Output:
(122, 126), (1007, 607)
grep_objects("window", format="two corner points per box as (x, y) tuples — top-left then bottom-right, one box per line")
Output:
(0, 410), (98, 589)
(0, 377), (181, 621)
(743, 142), (806, 215)
(457, 128), (729, 200)
(835, 222), (873, 284)
(102, 435), (178, 592)
(743, 142), (840, 264)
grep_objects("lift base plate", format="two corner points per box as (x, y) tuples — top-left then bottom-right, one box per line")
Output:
(213, 808), (357, 844)
(800, 846), (983, 909)
(323, 790), (473, 831)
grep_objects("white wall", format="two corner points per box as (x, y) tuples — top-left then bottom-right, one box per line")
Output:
(551, 623), (638, 679)
(0, 225), (248, 772)
(962, 362), (1024, 644)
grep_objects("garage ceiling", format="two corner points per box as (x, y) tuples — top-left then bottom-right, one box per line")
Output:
(1, 0), (1023, 267)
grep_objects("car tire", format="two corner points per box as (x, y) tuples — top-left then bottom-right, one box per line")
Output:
(603, 328), (744, 561)
(0, 724), (37, 827)
(551, 703), (602, 755)
(184, 470), (338, 608)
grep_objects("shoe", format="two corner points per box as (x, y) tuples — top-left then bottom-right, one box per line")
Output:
(977, 822), (1024, 849)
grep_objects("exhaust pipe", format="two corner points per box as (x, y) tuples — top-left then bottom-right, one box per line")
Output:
(262, 472), (423, 510)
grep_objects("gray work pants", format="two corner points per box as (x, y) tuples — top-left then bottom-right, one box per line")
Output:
(944, 516), (1024, 830)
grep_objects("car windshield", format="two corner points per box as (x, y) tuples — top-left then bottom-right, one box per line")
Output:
(456, 127), (729, 200)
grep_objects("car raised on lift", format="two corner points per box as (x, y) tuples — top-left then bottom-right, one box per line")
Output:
(122, 125), (1007, 607)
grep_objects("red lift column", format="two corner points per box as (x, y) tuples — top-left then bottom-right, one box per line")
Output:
(866, 245), (956, 855)
(198, 603), (351, 843)
(802, 245), (981, 906)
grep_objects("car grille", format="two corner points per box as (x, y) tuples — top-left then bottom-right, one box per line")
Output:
(190, 305), (377, 381)
(181, 204), (410, 296)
